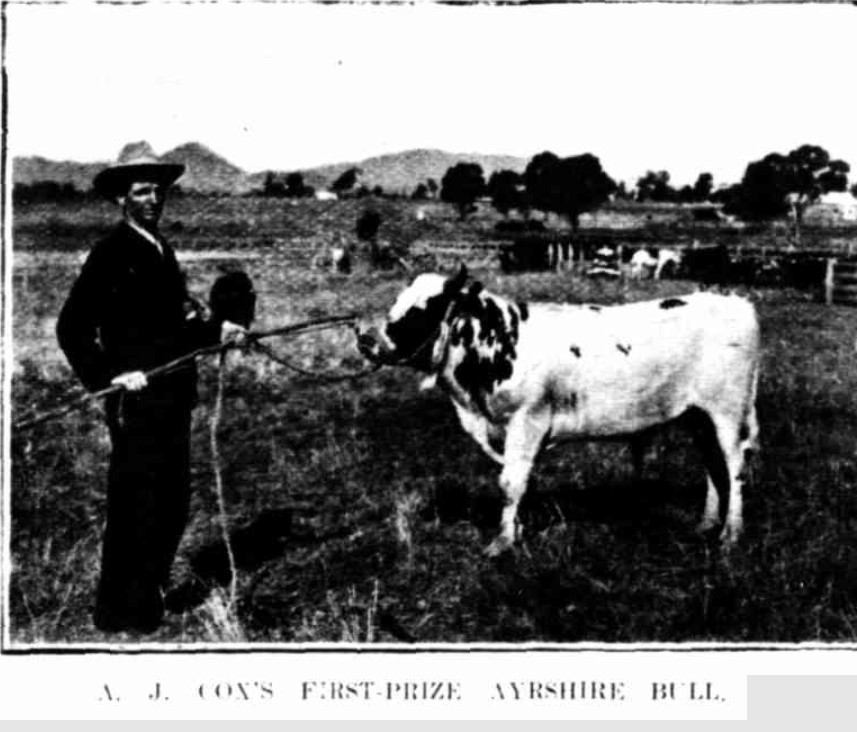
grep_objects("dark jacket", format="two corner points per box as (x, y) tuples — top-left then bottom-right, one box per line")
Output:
(57, 221), (219, 407)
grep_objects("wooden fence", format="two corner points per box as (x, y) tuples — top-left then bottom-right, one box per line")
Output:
(825, 259), (857, 306)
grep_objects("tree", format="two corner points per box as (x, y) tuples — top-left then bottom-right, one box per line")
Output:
(440, 162), (486, 219)
(13, 180), (82, 204)
(692, 172), (714, 202)
(331, 167), (361, 195)
(356, 209), (382, 242)
(525, 152), (616, 229)
(285, 172), (307, 198)
(556, 154), (616, 228)
(736, 145), (850, 240)
(412, 182), (429, 200)
(735, 153), (792, 221)
(487, 169), (523, 216)
(635, 170), (675, 202)
(851, 183), (857, 199)
(676, 185), (695, 204)
(354, 208), (389, 266)
(710, 183), (744, 214)
(785, 144), (849, 238)
(262, 172), (286, 197)
(523, 151), (561, 214)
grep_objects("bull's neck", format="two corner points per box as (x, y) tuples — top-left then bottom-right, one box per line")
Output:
(440, 291), (527, 413)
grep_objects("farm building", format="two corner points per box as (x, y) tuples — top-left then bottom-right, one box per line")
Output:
(803, 191), (857, 225)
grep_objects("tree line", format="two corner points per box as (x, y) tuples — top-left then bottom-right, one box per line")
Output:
(437, 144), (855, 234)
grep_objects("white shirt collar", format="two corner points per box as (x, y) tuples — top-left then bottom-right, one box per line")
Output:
(125, 217), (163, 255)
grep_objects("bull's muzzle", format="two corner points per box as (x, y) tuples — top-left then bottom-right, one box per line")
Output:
(354, 322), (396, 364)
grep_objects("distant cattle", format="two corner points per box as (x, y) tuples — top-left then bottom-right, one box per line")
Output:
(628, 248), (683, 280)
(630, 249), (658, 279)
(655, 248), (682, 280)
(357, 266), (760, 555)
(314, 190), (338, 202)
(311, 238), (352, 273)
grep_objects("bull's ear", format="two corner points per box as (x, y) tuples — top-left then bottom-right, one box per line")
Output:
(445, 263), (468, 293)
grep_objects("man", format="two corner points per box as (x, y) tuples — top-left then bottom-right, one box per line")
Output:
(57, 144), (245, 635)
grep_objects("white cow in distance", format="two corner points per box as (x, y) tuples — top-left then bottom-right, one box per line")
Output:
(629, 248), (683, 280)
(358, 266), (760, 556)
(655, 248), (683, 279)
(630, 249), (658, 279)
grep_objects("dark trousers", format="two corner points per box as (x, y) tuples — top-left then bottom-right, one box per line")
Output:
(94, 394), (192, 633)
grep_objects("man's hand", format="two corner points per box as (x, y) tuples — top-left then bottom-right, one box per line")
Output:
(220, 320), (249, 347)
(111, 370), (148, 392)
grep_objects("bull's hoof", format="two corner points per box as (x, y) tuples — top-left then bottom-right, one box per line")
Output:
(695, 517), (719, 535)
(484, 535), (515, 558)
(718, 522), (742, 549)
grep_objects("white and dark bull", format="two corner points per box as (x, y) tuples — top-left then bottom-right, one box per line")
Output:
(357, 266), (760, 556)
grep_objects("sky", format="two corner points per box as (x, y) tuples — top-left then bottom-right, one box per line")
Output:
(6, 1), (857, 188)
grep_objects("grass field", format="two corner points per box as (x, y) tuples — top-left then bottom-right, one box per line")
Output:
(8, 196), (857, 645)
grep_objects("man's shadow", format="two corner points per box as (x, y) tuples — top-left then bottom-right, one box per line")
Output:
(165, 508), (339, 612)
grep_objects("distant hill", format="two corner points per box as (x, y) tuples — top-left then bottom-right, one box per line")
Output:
(12, 156), (106, 193)
(161, 142), (251, 194)
(13, 144), (529, 196)
(294, 149), (528, 195)
(13, 142), (251, 195)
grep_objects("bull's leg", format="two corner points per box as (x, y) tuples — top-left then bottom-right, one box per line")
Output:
(690, 409), (729, 535)
(711, 414), (746, 547)
(743, 366), (760, 453)
(694, 409), (746, 546)
(453, 404), (505, 466)
(699, 476), (720, 534)
(485, 408), (550, 557)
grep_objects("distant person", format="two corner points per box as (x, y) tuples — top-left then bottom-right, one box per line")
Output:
(56, 143), (246, 635)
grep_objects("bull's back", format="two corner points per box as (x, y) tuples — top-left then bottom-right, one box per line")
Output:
(506, 293), (758, 437)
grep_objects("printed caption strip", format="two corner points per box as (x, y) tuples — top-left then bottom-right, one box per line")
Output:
(0, 651), (747, 720)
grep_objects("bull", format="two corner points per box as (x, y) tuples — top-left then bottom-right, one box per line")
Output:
(357, 266), (760, 556)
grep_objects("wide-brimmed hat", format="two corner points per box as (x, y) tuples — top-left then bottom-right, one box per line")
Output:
(93, 141), (185, 200)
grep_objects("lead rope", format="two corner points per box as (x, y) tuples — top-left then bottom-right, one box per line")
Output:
(209, 347), (238, 609)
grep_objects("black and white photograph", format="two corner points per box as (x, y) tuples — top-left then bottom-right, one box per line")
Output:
(2, 0), (857, 716)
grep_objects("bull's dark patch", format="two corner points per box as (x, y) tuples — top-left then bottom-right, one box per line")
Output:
(616, 343), (631, 356)
(451, 318), (475, 348)
(451, 291), (521, 411)
(739, 422), (750, 442)
(659, 298), (687, 309)
(588, 305), (602, 312)
(517, 301), (529, 321)
(569, 345), (581, 358)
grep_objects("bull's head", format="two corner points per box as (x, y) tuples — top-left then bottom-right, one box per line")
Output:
(357, 264), (469, 370)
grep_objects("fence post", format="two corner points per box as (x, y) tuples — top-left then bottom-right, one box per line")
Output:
(825, 258), (837, 305)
